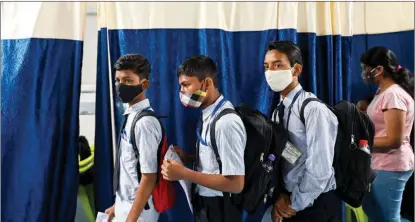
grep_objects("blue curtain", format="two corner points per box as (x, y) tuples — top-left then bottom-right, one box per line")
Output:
(1, 38), (83, 221)
(94, 28), (414, 221)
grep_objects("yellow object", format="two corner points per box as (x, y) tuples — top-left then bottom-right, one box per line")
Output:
(345, 204), (369, 222)
(78, 185), (95, 222)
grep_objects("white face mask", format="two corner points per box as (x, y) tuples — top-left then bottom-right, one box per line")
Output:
(265, 68), (293, 92)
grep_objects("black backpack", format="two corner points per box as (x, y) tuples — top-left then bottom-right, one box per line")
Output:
(299, 98), (376, 208)
(207, 104), (288, 214)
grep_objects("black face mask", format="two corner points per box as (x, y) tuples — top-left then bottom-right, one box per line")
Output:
(115, 83), (144, 103)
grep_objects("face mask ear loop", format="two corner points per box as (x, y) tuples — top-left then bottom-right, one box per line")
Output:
(140, 80), (147, 91)
(201, 79), (207, 92)
(371, 66), (381, 78)
(291, 63), (297, 76)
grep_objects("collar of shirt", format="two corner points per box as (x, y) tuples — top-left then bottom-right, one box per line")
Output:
(281, 84), (303, 108)
(123, 98), (151, 115)
(202, 95), (225, 121)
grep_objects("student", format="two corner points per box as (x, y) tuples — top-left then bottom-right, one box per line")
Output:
(264, 41), (340, 222)
(105, 54), (162, 222)
(161, 55), (247, 222)
(360, 46), (414, 222)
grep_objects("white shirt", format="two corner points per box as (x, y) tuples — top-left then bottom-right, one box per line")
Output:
(196, 95), (247, 197)
(271, 84), (337, 211)
(116, 99), (162, 202)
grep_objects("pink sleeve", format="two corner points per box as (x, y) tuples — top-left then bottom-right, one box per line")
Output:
(381, 90), (407, 112)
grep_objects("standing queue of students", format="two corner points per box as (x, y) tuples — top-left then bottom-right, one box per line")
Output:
(105, 41), (414, 222)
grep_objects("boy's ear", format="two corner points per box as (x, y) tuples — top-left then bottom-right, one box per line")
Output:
(142, 79), (150, 90)
(205, 77), (215, 90)
(293, 64), (302, 78)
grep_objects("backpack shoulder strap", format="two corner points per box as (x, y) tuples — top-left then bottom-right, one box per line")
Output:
(299, 98), (323, 125)
(272, 107), (279, 122)
(130, 109), (163, 210)
(209, 108), (238, 174)
(130, 110), (158, 157)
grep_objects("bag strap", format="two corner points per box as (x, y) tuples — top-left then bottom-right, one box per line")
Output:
(272, 107), (279, 122)
(210, 108), (238, 199)
(130, 109), (166, 210)
(209, 108), (238, 174)
(299, 98), (323, 125)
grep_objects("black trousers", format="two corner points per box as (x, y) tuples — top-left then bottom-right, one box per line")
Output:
(283, 191), (342, 222)
(194, 195), (243, 222)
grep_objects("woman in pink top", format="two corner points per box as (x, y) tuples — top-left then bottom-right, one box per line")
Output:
(361, 47), (414, 222)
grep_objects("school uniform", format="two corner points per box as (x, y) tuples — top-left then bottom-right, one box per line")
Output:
(193, 95), (247, 222)
(113, 99), (162, 222)
(271, 84), (341, 222)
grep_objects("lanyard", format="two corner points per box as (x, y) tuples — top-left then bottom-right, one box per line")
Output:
(196, 98), (227, 146)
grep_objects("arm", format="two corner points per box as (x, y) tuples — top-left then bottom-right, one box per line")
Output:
(290, 103), (338, 211)
(126, 116), (162, 221)
(127, 173), (157, 221)
(214, 113), (246, 193)
(162, 160), (244, 193)
(162, 113), (246, 194)
(373, 109), (406, 151)
(182, 168), (244, 193)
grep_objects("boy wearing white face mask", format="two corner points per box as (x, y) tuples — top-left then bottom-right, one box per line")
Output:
(264, 41), (340, 222)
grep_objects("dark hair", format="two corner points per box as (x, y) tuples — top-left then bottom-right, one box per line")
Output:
(358, 96), (373, 104)
(361, 46), (414, 97)
(114, 54), (151, 80)
(177, 55), (218, 86)
(266, 40), (303, 66)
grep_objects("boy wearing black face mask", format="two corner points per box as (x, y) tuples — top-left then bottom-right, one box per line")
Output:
(105, 54), (162, 222)
(161, 55), (247, 222)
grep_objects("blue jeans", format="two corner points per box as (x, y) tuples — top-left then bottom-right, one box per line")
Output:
(363, 170), (414, 222)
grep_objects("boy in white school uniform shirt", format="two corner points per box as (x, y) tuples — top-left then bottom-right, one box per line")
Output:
(161, 55), (247, 222)
(264, 41), (340, 222)
(105, 54), (162, 222)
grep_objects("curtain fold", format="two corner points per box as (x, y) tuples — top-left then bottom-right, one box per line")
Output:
(94, 2), (414, 221)
(1, 2), (86, 221)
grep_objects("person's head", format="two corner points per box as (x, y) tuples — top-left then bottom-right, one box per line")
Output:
(264, 40), (303, 95)
(357, 97), (373, 113)
(361, 46), (414, 97)
(114, 54), (151, 105)
(177, 55), (219, 108)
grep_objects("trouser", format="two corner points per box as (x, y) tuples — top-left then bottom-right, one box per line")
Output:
(282, 191), (341, 222)
(362, 169), (414, 222)
(114, 194), (160, 222)
(194, 195), (243, 222)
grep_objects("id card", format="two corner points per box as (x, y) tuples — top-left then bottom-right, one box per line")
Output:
(281, 141), (302, 164)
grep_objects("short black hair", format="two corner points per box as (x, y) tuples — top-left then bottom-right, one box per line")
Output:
(177, 55), (218, 86)
(266, 40), (303, 66)
(114, 54), (151, 80)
